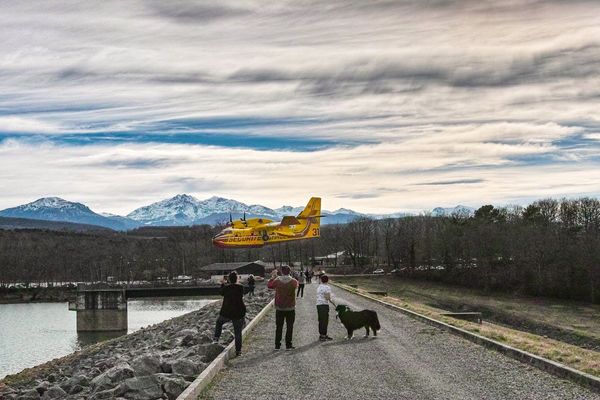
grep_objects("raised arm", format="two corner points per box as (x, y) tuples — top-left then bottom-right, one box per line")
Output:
(267, 269), (279, 289)
(219, 276), (227, 296)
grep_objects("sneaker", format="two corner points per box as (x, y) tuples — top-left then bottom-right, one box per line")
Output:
(235, 351), (242, 357)
(285, 346), (296, 351)
(323, 336), (333, 341)
(274, 346), (281, 351)
(212, 338), (220, 344)
(319, 336), (326, 341)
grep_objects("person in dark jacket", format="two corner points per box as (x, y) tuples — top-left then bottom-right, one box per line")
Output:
(297, 271), (306, 298)
(213, 271), (246, 356)
(247, 274), (255, 297)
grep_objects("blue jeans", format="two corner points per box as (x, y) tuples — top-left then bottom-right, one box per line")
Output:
(214, 315), (245, 353)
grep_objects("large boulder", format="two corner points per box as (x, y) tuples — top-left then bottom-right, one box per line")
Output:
(68, 384), (85, 395)
(89, 387), (122, 400)
(174, 328), (197, 338)
(40, 386), (66, 399)
(159, 338), (178, 350)
(34, 381), (49, 396)
(170, 359), (198, 377)
(197, 333), (213, 344)
(131, 355), (162, 376)
(180, 334), (197, 347)
(155, 374), (188, 400)
(116, 376), (163, 400)
(60, 374), (89, 393)
(17, 389), (40, 399)
(91, 363), (135, 391)
(199, 343), (226, 362)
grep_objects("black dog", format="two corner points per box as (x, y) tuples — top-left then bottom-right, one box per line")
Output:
(335, 304), (381, 339)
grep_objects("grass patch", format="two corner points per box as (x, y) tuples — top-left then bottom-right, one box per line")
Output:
(334, 280), (600, 378)
(334, 276), (600, 349)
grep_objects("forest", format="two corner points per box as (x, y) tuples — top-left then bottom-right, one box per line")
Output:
(0, 197), (598, 303)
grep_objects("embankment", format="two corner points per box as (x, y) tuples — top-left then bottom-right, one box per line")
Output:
(335, 276), (600, 350)
(0, 290), (271, 400)
(0, 287), (76, 304)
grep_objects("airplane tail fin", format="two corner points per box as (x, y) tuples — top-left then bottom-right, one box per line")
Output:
(298, 197), (321, 218)
(297, 197), (321, 237)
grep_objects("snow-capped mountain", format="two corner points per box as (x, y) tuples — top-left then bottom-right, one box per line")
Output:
(126, 194), (371, 226)
(431, 205), (475, 217)
(0, 197), (137, 230)
(274, 205), (305, 216)
(1, 194), (479, 231)
(331, 208), (363, 216)
(127, 195), (281, 226)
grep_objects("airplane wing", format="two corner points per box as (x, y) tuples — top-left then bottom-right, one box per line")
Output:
(279, 216), (300, 226)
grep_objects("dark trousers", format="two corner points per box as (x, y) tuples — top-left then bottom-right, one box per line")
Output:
(275, 309), (295, 348)
(248, 286), (255, 297)
(214, 315), (245, 353)
(297, 284), (305, 297)
(317, 304), (329, 336)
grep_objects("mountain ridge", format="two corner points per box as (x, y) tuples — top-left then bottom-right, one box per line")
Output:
(0, 194), (474, 230)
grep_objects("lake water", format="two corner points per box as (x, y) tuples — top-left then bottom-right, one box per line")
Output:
(0, 298), (216, 379)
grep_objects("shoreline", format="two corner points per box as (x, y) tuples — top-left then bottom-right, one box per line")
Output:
(0, 290), (272, 399)
(0, 287), (76, 305)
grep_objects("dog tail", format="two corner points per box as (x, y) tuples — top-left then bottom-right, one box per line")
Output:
(372, 311), (381, 331)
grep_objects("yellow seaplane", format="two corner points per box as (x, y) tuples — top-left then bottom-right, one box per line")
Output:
(212, 197), (322, 248)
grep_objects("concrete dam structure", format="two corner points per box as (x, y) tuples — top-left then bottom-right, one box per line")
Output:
(73, 284), (243, 331)
(75, 289), (128, 331)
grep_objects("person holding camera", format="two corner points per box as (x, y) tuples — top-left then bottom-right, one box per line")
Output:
(267, 266), (298, 350)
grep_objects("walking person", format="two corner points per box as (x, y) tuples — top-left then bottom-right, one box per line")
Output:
(213, 271), (246, 356)
(297, 270), (305, 298)
(267, 266), (298, 350)
(304, 270), (311, 284)
(317, 274), (335, 341)
(247, 274), (255, 297)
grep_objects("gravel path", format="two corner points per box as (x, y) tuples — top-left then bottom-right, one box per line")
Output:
(201, 283), (600, 400)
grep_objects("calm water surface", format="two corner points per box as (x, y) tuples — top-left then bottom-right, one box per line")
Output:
(0, 299), (216, 379)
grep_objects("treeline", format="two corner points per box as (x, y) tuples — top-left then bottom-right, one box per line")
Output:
(0, 224), (318, 285)
(0, 226), (219, 285)
(0, 197), (598, 303)
(317, 197), (600, 303)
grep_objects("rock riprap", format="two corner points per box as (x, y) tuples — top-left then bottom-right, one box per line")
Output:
(0, 290), (271, 400)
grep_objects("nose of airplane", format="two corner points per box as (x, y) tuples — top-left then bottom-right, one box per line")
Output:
(212, 234), (226, 247)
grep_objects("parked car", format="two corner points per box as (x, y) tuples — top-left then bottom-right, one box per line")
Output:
(373, 268), (385, 274)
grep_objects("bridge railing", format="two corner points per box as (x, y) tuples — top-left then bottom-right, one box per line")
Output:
(78, 279), (218, 291)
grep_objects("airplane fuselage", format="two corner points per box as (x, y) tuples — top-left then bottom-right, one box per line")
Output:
(212, 197), (321, 249)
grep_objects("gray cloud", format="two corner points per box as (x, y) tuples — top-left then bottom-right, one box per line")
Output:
(1, 0), (600, 212)
(148, 1), (251, 23)
(335, 192), (382, 200)
(415, 179), (486, 186)
(83, 157), (178, 169)
(162, 176), (222, 193)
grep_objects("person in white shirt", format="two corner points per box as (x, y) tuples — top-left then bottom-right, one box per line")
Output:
(316, 275), (335, 341)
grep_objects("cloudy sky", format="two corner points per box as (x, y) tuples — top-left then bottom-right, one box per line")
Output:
(1, 0), (600, 215)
